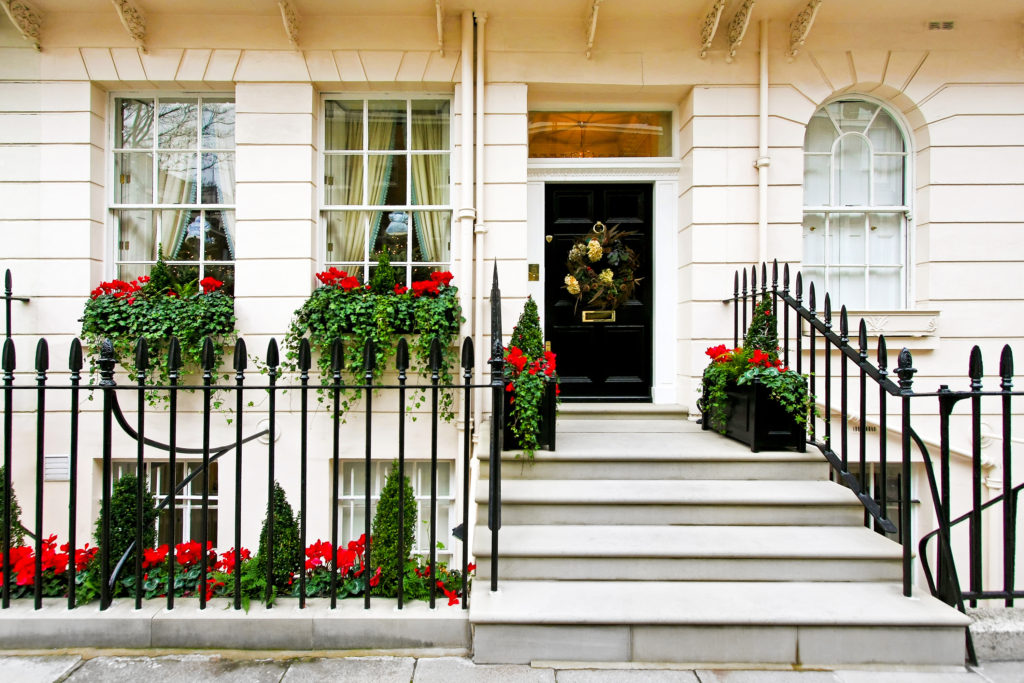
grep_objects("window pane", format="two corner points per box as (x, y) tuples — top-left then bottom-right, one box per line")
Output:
(410, 154), (449, 205)
(828, 100), (877, 134)
(869, 268), (900, 308)
(325, 101), (364, 151)
(190, 509), (218, 546)
(529, 111), (672, 158)
(324, 155), (363, 205)
(804, 110), (837, 153)
(203, 264), (234, 295)
(201, 100), (235, 148)
(117, 209), (156, 263)
(116, 98), (154, 149)
(163, 209), (199, 261)
(802, 213), (826, 264)
(801, 267), (825, 306)
(204, 210), (235, 262)
(158, 99), (199, 149)
(375, 210), (409, 261)
(158, 153), (197, 204)
(326, 211), (369, 262)
(834, 135), (870, 206)
(868, 213), (902, 266)
(831, 266), (866, 309)
(115, 152), (153, 204)
(201, 152), (235, 204)
(830, 213), (866, 266)
(803, 154), (829, 206)
(411, 211), (452, 262)
(368, 154), (406, 205)
(344, 461), (366, 496)
(436, 461), (451, 497)
(867, 110), (904, 154)
(411, 100), (450, 150)
(368, 101), (406, 151)
(873, 155), (904, 206)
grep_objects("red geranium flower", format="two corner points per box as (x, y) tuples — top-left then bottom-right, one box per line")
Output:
(199, 276), (223, 294)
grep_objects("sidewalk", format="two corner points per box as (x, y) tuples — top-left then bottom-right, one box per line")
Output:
(0, 653), (1020, 683)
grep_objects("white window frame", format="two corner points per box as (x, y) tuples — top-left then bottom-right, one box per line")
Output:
(108, 92), (236, 287)
(802, 97), (912, 309)
(337, 460), (455, 563)
(319, 94), (454, 285)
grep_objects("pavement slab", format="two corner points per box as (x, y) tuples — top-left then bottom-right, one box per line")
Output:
(413, 656), (556, 682)
(0, 655), (82, 683)
(558, 669), (700, 682)
(281, 656), (415, 682)
(65, 654), (288, 682)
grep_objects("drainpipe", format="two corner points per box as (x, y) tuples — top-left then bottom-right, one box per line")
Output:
(756, 18), (770, 265)
(473, 12), (487, 434)
(458, 10), (476, 424)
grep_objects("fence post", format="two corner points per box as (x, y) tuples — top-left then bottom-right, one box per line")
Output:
(133, 338), (147, 611)
(68, 339), (83, 608)
(969, 346), (984, 607)
(897, 348), (917, 597)
(488, 265), (504, 592)
(999, 345), (1015, 607)
(98, 339), (117, 610)
(33, 339), (48, 610)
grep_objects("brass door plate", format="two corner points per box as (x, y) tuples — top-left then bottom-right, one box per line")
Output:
(528, 263), (540, 281)
(582, 310), (615, 323)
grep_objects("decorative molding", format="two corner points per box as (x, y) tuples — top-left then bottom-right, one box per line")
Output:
(726, 0), (756, 63)
(1, 0), (42, 51)
(110, 0), (146, 53)
(435, 0), (444, 56)
(787, 0), (824, 61)
(278, 0), (299, 49)
(584, 0), (602, 60)
(528, 159), (680, 182)
(699, 0), (726, 59)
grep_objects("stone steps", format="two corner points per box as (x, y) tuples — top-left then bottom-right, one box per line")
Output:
(473, 525), (902, 582)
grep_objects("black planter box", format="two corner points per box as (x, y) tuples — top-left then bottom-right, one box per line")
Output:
(502, 381), (558, 452)
(702, 381), (805, 453)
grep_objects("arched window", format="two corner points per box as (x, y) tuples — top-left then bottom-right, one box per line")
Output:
(802, 99), (909, 309)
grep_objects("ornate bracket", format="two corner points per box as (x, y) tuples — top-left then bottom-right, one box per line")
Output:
(788, 0), (823, 61)
(435, 0), (444, 56)
(1, 0), (42, 51)
(278, 0), (299, 50)
(585, 0), (602, 59)
(726, 0), (756, 63)
(110, 0), (146, 53)
(699, 0), (726, 59)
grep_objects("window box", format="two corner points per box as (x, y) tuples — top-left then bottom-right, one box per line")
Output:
(701, 381), (806, 453)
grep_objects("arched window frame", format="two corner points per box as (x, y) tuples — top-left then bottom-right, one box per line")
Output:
(802, 96), (912, 310)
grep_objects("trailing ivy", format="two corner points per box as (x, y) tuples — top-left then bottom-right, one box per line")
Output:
(504, 297), (558, 458)
(284, 257), (463, 420)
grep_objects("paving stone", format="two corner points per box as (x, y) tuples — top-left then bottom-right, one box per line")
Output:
(971, 662), (1024, 683)
(0, 655), (82, 683)
(413, 656), (555, 682)
(696, 672), (839, 683)
(557, 669), (700, 682)
(835, 671), (986, 683)
(65, 654), (288, 682)
(281, 656), (416, 682)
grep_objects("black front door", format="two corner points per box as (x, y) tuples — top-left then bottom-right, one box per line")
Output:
(544, 183), (653, 401)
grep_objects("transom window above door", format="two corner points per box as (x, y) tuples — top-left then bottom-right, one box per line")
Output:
(528, 111), (672, 158)
(322, 98), (452, 284)
(802, 99), (909, 310)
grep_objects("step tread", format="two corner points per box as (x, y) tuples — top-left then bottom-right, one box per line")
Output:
(482, 449), (823, 463)
(472, 525), (901, 560)
(479, 479), (860, 506)
(543, 432), (768, 455)
(469, 580), (971, 628)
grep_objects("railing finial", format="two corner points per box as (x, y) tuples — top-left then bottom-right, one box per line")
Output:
(807, 281), (815, 313)
(969, 346), (983, 390)
(999, 345), (1013, 389)
(98, 339), (116, 386)
(298, 338), (312, 373)
(858, 318), (868, 355)
(133, 337), (148, 372)
(168, 337), (183, 372)
(897, 347), (916, 395)
(396, 337), (409, 371)
(330, 338), (344, 372)
(68, 338), (83, 373)
(34, 338), (49, 372)
(201, 337), (216, 371)
(823, 292), (832, 324)
(232, 337), (247, 372)
(266, 338), (280, 369)
(839, 305), (849, 341)
(877, 335), (889, 376)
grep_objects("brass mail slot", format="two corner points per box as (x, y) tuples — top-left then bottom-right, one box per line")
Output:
(582, 310), (616, 323)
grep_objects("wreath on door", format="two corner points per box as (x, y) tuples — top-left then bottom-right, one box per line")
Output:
(563, 222), (641, 311)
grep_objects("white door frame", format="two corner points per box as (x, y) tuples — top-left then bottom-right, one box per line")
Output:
(526, 159), (680, 405)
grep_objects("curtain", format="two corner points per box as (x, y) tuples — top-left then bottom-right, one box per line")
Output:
(410, 118), (449, 262)
(161, 153), (196, 258)
(366, 120), (396, 251)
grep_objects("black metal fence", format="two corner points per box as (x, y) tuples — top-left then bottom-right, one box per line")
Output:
(1, 268), (507, 612)
(725, 261), (1021, 661)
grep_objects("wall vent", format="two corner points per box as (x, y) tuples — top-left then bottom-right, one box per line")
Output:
(44, 454), (70, 481)
(927, 21), (955, 31)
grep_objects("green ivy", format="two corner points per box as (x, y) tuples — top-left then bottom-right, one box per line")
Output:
(504, 296), (558, 459)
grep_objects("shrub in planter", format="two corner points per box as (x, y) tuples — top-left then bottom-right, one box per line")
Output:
(699, 296), (812, 448)
(504, 297), (558, 458)
(80, 251), (235, 402)
(92, 472), (158, 596)
(370, 462), (416, 597)
(284, 254), (463, 418)
(248, 481), (302, 601)
(0, 466), (25, 548)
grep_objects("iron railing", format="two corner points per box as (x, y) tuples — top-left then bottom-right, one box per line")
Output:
(723, 261), (1022, 662)
(0, 268), (506, 612)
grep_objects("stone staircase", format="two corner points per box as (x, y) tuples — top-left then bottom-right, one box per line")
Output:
(471, 405), (970, 667)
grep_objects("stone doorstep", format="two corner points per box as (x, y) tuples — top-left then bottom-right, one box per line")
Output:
(0, 598), (470, 651)
(968, 607), (1024, 662)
